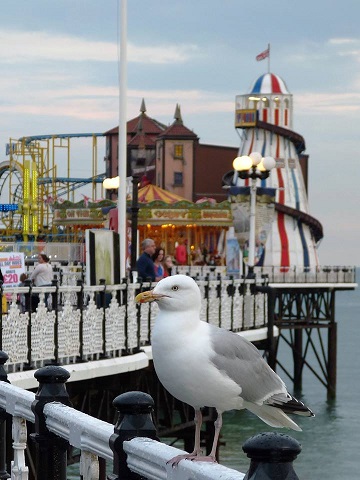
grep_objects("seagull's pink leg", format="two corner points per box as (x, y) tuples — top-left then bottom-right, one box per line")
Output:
(190, 411), (222, 463)
(167, 410), (223, 466)
(167, 409), (204, 466)
(208, 411), (222, 459)
(192, 408), (203, 454)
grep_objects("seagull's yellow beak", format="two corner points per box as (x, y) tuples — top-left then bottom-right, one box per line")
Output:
(135, 290), (167, 303)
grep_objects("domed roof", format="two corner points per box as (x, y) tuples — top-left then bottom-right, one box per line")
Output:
(249, 73), (290, 95)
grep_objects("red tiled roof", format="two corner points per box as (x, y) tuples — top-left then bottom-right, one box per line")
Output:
(159, 122), (198, 139)
(104, 114), (166, 136)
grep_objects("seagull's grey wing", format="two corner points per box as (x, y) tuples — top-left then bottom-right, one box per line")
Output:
(208, 324), (286, 403)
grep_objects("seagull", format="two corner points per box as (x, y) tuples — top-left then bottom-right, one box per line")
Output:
(135, 274), (314, 464)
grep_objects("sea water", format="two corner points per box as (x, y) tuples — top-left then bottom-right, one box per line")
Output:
(68, 271), (359, 479)
(220, 273), (359, 479)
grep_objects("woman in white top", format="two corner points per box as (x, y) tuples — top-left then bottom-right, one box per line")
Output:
(30, 254), (53, 286)
(30, 254), (53, 310)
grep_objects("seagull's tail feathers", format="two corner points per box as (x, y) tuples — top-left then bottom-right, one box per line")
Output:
(266, 393), (315, 417)
(245, 403), (302, 432)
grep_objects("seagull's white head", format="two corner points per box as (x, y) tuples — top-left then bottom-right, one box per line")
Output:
(135, 274), (201, 312)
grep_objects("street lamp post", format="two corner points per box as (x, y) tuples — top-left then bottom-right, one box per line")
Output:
(130, 174), (140, 277)
(103, 174), (140, 282)
(232, 152), (276, 278)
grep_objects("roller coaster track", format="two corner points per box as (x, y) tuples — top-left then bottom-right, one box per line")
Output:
(38, 173), (106, 198)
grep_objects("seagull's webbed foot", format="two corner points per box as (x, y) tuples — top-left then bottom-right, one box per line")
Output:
(167, 409), (219, 467)
(190, 454), (217, 463)
(167, 452), (217, 467)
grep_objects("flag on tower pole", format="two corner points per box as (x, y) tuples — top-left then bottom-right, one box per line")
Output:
(256, 44), (270, 73)
(256, 46), (270, 61)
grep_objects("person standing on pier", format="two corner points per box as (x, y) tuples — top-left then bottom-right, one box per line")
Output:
(136, 239), (156, 282)
(153, 247), (166, 282)
(30, 253), (53, 311)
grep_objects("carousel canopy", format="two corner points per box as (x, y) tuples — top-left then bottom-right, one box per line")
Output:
(138, 184), (186, 204)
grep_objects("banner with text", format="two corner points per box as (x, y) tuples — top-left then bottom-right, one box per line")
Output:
(229, 187), (276, 266)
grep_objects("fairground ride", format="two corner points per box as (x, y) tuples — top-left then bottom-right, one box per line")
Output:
(0, 133), (105, 240)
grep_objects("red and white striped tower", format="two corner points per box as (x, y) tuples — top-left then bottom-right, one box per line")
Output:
(233, 72), (323, 268)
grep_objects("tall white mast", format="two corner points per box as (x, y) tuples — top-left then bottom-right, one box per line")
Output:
(118, 0), (127, 279)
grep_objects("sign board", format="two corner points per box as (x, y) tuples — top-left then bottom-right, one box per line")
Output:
(0, 252), (26, 287)
(85, 229), (120, 286)
(230, 187), (276, 266)
(53, 208), (105, 224)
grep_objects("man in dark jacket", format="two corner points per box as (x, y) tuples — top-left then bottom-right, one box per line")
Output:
(136, 238), (156, 282)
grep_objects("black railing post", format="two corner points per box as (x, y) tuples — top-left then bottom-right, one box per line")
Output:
(122, 278), (129, 353)
(52, 279), (59, 365)
(24, 278), (33, 368)
(228, 275), (235, 331)
(51, 278), (58, 312)
(24, 279), (32, 314)
(130, 174), (140, 274)
(216, 273), (222, 328)
(108, 391), (159, 480)
(77, 279), (84, 360)
(99, 279), (107, 357)
(243, 432), (301, 480)
(256, 284), (277, 370)
(31, 366), (72, 480)
(0, 352), (10, 479)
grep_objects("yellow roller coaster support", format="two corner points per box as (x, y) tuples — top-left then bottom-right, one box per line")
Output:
(23, 160), (30, 238)
(31, 160), (38, 234)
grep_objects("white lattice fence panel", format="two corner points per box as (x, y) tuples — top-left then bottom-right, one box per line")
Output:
(31, 295), (56, 361)
(243, 294), (255, 329)
(207, 281), (221, 326)
(126, 288), (139, 350)
(104, 291), (126, 352)
(139, 301), (158, 344)
(149, 302), (159, 334)
(82, 294), (103, 355)
(254, 293), (266, 327)
(197, 281), (208, 323)
(220, 280), (233, 330)
(1, 301), (29, 365)
(60, 272), (80, 305)
(232, 284), (244, 330)
(58, 292), (81, 358)
(139, 303), (150, 344)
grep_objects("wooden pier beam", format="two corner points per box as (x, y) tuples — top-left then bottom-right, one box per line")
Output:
(327, 321), (337, 399)
(293, 329), (303, 391)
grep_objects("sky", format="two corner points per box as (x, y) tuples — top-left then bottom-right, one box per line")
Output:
(0, 0), (359, 266)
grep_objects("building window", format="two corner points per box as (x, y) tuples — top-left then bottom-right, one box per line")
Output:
(174, 172), (183, 186)
(174, 144), (183, 159)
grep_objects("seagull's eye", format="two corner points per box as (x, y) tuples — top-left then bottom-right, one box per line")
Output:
(171, 285), (179, 291)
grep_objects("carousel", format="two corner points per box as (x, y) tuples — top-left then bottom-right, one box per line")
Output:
(136, 185), (232, 265)
(51, 184), (232, 265)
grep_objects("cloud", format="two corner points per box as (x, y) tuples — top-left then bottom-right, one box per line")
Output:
(0, 83), (235, 122)
(129, 43), (200, 64)
(0, 29), (200, 64)
(295, 92), (360, 114)
(328, 37), (358, 45)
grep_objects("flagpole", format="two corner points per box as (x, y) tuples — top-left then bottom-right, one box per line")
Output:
(268, 43), (270, 73)
(118, 0), (127, 280)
